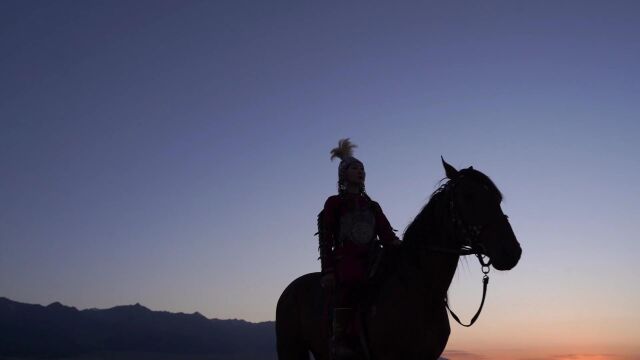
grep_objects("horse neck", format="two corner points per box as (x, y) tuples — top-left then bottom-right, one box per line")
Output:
(396, 200), (460, 300)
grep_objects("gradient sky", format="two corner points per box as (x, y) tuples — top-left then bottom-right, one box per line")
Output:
(1, 1), (639, 359)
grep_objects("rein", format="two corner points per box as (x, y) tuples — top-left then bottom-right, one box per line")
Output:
(427, 245), (491, 327)
(445, 253), (491, 327)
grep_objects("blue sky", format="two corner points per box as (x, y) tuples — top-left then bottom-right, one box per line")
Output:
(1, 1), (639, 358)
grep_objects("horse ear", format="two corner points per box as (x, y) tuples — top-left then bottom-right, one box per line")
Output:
(441, 156), (459, 179)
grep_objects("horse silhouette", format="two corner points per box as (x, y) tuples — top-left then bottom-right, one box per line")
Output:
(276, 159), (522, 360)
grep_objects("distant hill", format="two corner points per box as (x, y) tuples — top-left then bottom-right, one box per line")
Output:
(0, 297), (276, 359)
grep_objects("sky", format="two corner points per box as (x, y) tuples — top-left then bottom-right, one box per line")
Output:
(1, 1), (639, 359)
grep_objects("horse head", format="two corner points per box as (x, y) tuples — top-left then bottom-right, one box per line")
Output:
(441, 158), (522, 271)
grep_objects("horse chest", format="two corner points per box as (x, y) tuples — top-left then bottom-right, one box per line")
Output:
(365, 292), (450, 357)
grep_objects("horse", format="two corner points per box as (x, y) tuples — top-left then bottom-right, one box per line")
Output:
(276, 159), (522, 360)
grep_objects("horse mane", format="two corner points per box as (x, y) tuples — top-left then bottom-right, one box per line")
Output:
(401, 180), (451, 250)
(401, 168), (502, 250)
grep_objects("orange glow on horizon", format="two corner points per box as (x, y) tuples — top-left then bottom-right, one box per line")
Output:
(553, 356), (620, 360)
(441, 350), (639, 360)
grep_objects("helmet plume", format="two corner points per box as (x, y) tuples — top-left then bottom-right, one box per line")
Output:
(330, 138), (357, 161)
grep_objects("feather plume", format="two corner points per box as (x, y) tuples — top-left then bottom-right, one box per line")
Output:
(330, 138), (357, 161)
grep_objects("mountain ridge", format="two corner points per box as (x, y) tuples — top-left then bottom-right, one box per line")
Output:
(0, 296), (275, 359)
(0, 297), (270, 323)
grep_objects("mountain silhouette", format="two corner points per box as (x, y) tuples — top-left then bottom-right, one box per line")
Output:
(0, 297), (275, 359)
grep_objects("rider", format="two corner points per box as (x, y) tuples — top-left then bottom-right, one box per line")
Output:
(318, 138), (401, 357)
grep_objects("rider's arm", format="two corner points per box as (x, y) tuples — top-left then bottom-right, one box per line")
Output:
(319, 196), (339, 274)
(372, 201), (400, 246)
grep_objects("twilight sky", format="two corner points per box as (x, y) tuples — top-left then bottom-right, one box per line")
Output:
(1, 1), (639, 359)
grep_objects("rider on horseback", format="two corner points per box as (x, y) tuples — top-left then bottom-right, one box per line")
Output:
(318, 138), (401, 358)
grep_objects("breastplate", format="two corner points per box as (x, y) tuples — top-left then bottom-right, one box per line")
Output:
(338, 207), (376, 245)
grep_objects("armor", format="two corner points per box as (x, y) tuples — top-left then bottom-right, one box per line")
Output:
(318, 194), (398, 277)
(338, 206), (376, 246)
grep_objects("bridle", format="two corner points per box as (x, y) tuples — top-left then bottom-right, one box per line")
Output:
(425, 179), (508, 327)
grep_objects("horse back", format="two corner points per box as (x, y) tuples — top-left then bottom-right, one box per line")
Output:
(276, 272), (330, 359)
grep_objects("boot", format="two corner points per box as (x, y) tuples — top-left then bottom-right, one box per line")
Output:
(331, 307), (358, 359)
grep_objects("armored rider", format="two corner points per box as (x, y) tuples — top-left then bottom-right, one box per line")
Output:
(318, 138), (401, 358)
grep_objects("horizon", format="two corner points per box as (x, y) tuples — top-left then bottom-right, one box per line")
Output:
(1, 1), (639, 359)
(0, 295), (270, 323)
